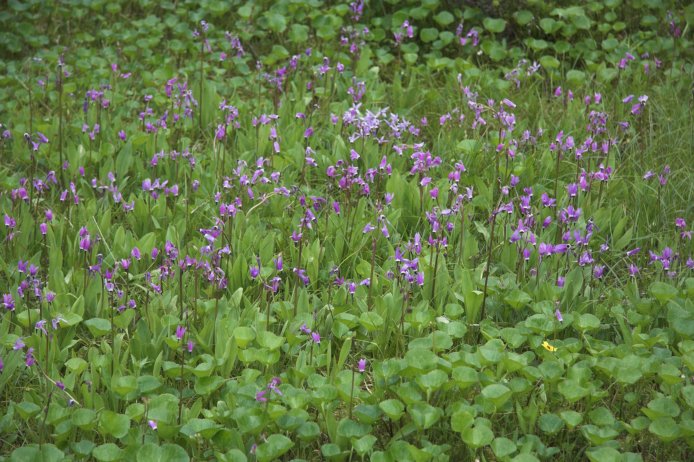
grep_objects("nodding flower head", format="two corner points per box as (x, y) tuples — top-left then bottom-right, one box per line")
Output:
(358, 358), (367, 372)
(175, 325), (186, 341)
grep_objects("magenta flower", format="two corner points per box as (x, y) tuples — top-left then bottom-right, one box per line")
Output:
(555, 309), (563, 323)
(255, 390), (268, 402)
(358, 358), (367, 372)
(175, 325), (186, 341)
(79, 236), (91, 252)
(148, 420), (157, 430)
(187, 340), (195, 353)
(311, 332), (321, 344)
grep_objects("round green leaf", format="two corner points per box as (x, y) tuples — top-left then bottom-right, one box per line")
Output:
(462, 422), (494, 449)
(483, 18), (507, 33)
(255, 434), (294, 462)
(99, 411), (130, 439)
(420, 28), (439, 43)
(491, 437), (517, 458)
(539, 413), (564, 434)
(379, 399), (405, 421)
(92, 443), (123, 462)
(137, 443), (190, 462)
(84, 318), (111, 336)
(481, 383), (512, 408)
(434, 11), (455, 27)
(648, 417), (680, 442)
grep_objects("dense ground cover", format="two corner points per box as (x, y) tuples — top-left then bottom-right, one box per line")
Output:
(0, 0), (693, 460)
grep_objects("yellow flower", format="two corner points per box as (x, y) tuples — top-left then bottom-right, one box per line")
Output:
(542, 341), (557, 352)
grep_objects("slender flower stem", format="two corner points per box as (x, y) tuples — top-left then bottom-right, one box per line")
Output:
(349, 367), (356, 420)
(481, 209), (499, 323)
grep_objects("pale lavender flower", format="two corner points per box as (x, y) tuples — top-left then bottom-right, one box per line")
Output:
(358, 358), (367, 372)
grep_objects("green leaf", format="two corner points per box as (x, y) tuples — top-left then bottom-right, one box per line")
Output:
(514, 10), (534, 26)
(481, 384), (512, 408)
(113, 375), (138, 397)
(644, 397), (680, 419)
(434, 11), (455, 26)
(558, 379), (590, 402)
(540, 18), (558, 34)
(504, 289), (532, 309)
(15, 401), (41, 420)
(420, 28), (439, 43)
(359, 311), (384, 331)
(649, 282), (678, 304)
(256, 330), (284, 350)
(66, 357), (88, 374)
(574, 313), (600, 332)
(136, 443), (190, 462)
(99, 411), (130, 439)
(483, 18), (507, 33)
(539, 413), (564, 434)
(589, 407), (616, 426)
(566, 69), (587, 86)
(462, 421), (494, 449)
(405, 348), (438, 371)
(648, 417), (680, 442)
(92, 443), (123, 462)
(255, 434), (294, 462)
(491, 437), (517, 458)
(601, 38), (619, 51)
(581, 424), (620, 444)
(180, 418), (222, 438)
(540, 55), (560, 69)
(72, 408), (97, 429)
(408, 402), (443, 430)
(321, 443), (343, 458)
(10, 444), (63, 462)
(451, 406), (476, 433)
(289, 24), (309, 43)
(84, 318), (111, 336)
(337, 419), (371, 438)
(297, 421), (321, 441)
(233, 326), (255, 348)
(10, 447), (40, 462)
(681, 385), (694, 409)
(416, 369), (448, 392)
(379, 399), (405, 421)
(586, 446), (622, 462)
(353, 434), (377, 456)
(195, 375), (225, 396)
(264, 13), (287, 34)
